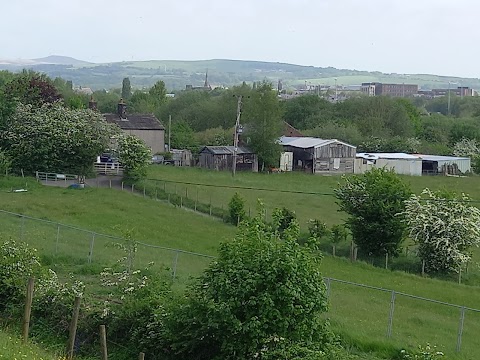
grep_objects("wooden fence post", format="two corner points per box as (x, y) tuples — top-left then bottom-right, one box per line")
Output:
(138, 352), (145, 360)
(66, 296), (81, 360)
(100, 325), (108, 360)
(22, 278), (34, 343)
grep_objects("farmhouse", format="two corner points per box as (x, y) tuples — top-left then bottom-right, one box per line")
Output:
(103, 100), (165, 154)
(355, 153), (423, 176)
(198, 146), (258, 172)
(279, 136), (356, 174)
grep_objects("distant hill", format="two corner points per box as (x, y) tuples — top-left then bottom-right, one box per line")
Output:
(32, 55), (92, 66)
(0, 57), (479, 92)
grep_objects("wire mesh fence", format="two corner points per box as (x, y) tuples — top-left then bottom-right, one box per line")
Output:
(2, 208), (480, 354)
(0, 209), (214, 281)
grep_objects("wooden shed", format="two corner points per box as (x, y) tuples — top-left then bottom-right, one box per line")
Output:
(198, 146), (258, 172)
(279, 136), (356, 174)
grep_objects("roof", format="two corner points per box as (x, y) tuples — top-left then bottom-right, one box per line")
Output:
(356, 152), (421, 160)
(200, 146), (254, 155)
(356, 153), (470, 162)
(279, 136), (355, 149)
(104, 114), (165, 130)
(417, 154), (470, 162)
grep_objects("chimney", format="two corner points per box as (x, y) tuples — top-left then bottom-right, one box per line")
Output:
(88, 96), (97, 111)
(117, 98), (127, 119)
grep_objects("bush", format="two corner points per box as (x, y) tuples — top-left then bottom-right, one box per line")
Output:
(227, 192), (246, 225)
(159, 206), (332, 360)
(0, 149), (11, 176)
(335, 168), (411, 258)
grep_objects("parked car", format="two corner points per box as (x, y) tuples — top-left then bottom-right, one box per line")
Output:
(151, 155), (174, 165)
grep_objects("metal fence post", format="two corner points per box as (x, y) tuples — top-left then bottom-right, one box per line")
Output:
(325, 277), (331, 299)
(456, 307), (466, 352)
(387, 290), (396, 338)
(55, 225), (60, 254)
(19, 215), (25, 241)
(88, 232), (96, 264)
(172, 251), (179, 280)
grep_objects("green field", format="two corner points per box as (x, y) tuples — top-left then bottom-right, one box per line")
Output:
(0, 329), (60, 360)
(2, 173), (480, 359)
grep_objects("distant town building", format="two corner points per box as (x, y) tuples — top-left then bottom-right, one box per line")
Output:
(417, 86), (476, 98)
(74, 86), (93, 96)
(185, 71), (212, 91)
(361, 82), (418, 97)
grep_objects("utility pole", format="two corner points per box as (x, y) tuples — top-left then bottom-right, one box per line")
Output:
(168, 114), (172, 151)
(447, 82), (451, 116)
(232, 95), (243, 177)
(334, 78), (338, 102)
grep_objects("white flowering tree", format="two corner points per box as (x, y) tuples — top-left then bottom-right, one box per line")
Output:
(117, 134), (151, 182)
(453, 137), (480, 173)
(1, 102), (118, 176)
(403, 188), (480, 274)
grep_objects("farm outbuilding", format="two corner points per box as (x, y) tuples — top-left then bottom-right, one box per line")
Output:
(198, 146), (258, 172)
(355, 153), (423, 176)
(279, 136), (356, 174)
(418, 155), (471, 175)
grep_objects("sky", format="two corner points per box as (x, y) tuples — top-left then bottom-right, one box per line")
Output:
(0, 0), (478, 78)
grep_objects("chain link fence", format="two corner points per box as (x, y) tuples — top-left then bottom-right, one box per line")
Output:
(0, 209), (214, 281)
(2, 208), (480, 355)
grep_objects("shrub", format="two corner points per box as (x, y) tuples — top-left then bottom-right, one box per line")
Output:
(227, 192), (246, 225)
(335, 168), (411, 258)
(160, 206), (332, 360)
(0, 149), (11, 176)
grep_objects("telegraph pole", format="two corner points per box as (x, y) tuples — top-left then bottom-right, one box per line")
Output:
(168, 114), (172, 151)
(232, 95), (243, 177)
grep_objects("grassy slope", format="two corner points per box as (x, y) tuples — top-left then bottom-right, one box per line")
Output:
(2, 174), (480, 359)
(0, 329), (59, 360)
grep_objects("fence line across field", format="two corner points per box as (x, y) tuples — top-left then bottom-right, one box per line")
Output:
(2, 208), (479, 353)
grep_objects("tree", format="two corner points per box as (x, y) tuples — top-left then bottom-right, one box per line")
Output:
(330, 224), (348, 257)
(170, 120), (198, 151)
(334, 168), (411, 257)
(0, 149), (11, 176)
(453, 137), (480, 173)
(122, 77), (132, 100)
(1, 103), (118, 175)
(227, 192), (246, 225)
(117, 134), (151, 182)
(149, 80), (167, 107)
(403, 189), (480, 274)
(3, 70), (61, 107)
(161, 205), (330, 359)
(243, 82), (283, 170)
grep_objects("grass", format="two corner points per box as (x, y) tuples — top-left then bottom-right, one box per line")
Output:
(2, 173), (480, 359)
(0, 329), (62, 360)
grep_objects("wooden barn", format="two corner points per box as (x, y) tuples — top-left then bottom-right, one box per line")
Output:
(198, 146), (258, 172)
(279, 136), (356, 174)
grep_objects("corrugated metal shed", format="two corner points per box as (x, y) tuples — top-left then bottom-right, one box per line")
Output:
(417, 154), (471, 174)
(357, 153), (419, 160)
(355, 153), (423, 176)
(279, 136), (354, 149)
(200, 146), (253, 155)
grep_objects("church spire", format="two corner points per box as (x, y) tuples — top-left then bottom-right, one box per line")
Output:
(204, 69), (209, 88)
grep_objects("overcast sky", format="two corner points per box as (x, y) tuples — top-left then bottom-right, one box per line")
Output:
(1, 0), (478, 78)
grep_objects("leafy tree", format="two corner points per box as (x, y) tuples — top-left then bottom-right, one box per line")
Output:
(92, 89), (121, 113)
(170, 120), (198, 151)
(334, 168), (411, 257)
(3, 70), (61, 107)
(161, 205), (330, 359)
(227, 192), (246, 225)
(453, 137), (480, 173)
(195, 127), (232, 146)
(122, 77), (132, 100)
(330, 224), (348, 256)
(272, 207), (297, 236)
(117, 134), (151, 182)
(243, 82), (283, 169)
(149, 80), (167, 107)
(1, 103), (118, 175)
(403, 189), (480, 274)
(0, 149), (11, 176)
